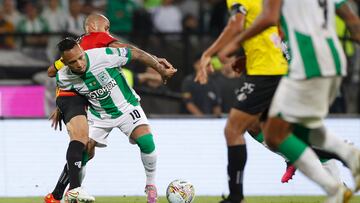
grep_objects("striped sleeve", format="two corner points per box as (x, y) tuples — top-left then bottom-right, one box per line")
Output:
(103, 47), (131, 67)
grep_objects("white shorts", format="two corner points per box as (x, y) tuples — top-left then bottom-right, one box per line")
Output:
(88, 105), (149, 147)
(269, 76), (342, 128)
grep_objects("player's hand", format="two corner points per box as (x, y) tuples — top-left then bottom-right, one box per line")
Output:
(159, 64), (177, 84)
(157, 58), (174, 70)
(49, 107), (62, 131)
(195, 55), (214, 84)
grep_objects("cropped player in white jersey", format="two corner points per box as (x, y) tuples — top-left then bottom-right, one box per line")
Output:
(219, 0), (360, 203)
(56, 37), (177, 203)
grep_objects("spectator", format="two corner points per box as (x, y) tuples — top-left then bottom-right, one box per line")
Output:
(42, 0), (67, 61)
(106, 0), (139, 34)
(17, 1), (49, 60)
(181, 58), (222, 116)
(0, 8), (15, 49)
(64, 0), (85, 37)
(2, 0), (22, 26)
(182, 14), (199, 33)
(42, 0), (66, 32)
(178, 0), (199, 19)
(151, 0), (182, 33)
(17, 2), (49, 34)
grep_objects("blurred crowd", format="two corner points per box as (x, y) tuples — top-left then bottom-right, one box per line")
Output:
(0, 0), (360, 116)
(0, 0), (229, 54)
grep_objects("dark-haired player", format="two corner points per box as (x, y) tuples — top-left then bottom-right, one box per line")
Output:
(45, 14), (175, 203)
(54, 37), (175, 203)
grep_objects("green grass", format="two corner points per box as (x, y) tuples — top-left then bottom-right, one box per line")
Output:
(0, 196), (359, 203)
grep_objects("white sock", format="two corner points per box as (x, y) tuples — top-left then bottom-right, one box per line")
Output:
(322, 159), (342, 183)
(309, 127), (353, 163)
(294, 148), (339, 195)
(141, 151), (157, 185)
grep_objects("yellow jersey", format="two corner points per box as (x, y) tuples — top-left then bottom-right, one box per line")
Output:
(227, 0), (288, 75)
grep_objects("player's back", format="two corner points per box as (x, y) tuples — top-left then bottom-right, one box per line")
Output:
(282, 0), (347, 79)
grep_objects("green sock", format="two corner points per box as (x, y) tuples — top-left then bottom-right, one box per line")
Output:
(278, 134), (307, 163)
(136, 133), (156, 154)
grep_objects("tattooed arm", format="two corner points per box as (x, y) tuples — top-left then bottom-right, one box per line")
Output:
(336, 2), (360, 44)
(126, 45), (177, 83)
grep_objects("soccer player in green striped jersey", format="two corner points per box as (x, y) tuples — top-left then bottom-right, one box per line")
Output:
(56, 37), (177, 203)
(220, 0), (360, 202)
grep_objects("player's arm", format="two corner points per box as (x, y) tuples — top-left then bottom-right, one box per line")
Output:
(195, 4), (246, 84)
(222, 0), (283, 57)
(47, 58), (65, 77)
(109, 41), (177, 83)
(129, 46), (177, 84)
(202, 11), (245, 59)
(336, 1), (360, 44)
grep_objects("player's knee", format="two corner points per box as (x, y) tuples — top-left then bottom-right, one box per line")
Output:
(135, 133), (155, 154)
(224, 124), (244, 139)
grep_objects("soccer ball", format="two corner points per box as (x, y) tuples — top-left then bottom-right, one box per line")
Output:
(166, 179), (195, 203)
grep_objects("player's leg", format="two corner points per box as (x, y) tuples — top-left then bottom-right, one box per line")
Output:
(133, 125), (157, 203)
(45, 95), (94, 203)
(221, 75), (282, 203)
(265, 77), (352, 201)
(306, 127), (360, 190)
(222, 108), (258, 203)
(279, 125), (346, 184)
(46, 140), (94, 203)
(264, 118), (343, 194)
(121, 106), (157, 203)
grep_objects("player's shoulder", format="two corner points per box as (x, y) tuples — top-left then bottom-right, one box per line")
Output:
(85, 47), (108, 55)
(56, 66), (79, 85)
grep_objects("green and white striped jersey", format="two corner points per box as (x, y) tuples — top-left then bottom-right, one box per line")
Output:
(281, 0), (347, 79)
(56, 47), (140, 119)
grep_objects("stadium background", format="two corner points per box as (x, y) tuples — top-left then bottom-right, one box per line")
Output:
(0, 0), (360, 201)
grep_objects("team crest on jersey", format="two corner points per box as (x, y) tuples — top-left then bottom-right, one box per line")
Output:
(98, 71), (109, 85)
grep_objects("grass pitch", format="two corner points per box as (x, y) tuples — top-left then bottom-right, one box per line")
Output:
(0, 196), (359, 203)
